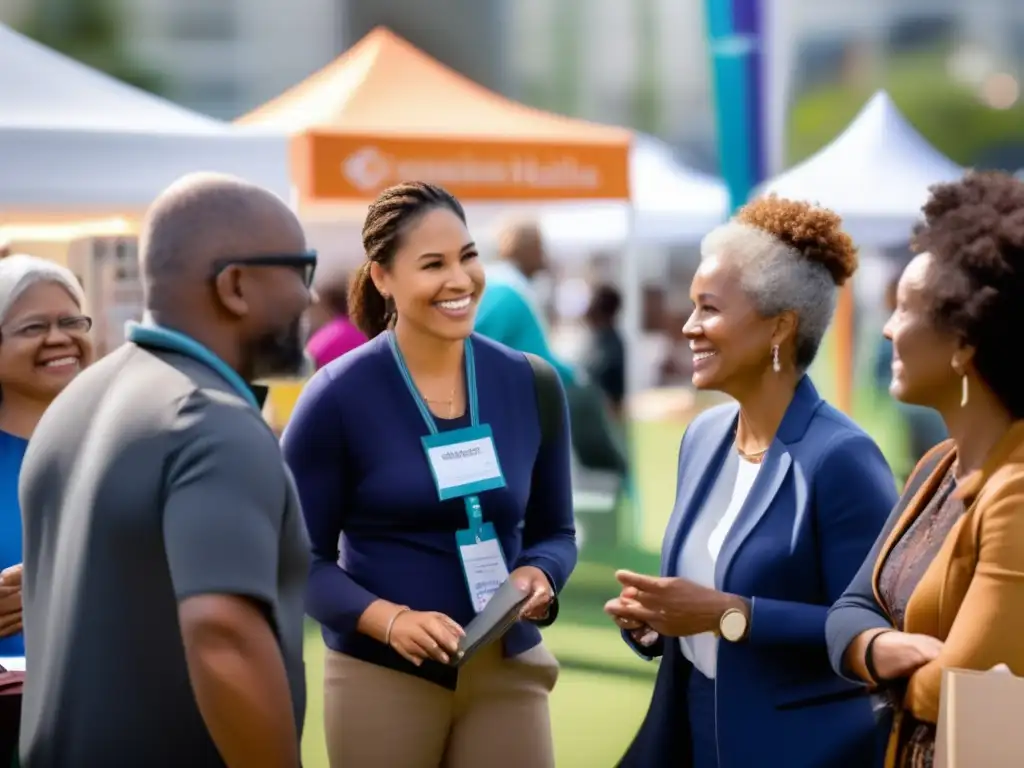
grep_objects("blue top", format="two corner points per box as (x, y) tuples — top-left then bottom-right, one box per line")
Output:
(281, 332), (577, 689)
(0, 430), (27, 656)
(618, 377), (897, 768)
(474, 263), (577, 386)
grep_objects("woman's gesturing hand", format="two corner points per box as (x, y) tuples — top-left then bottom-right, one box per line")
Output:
(387, 610), (465, 666)
(605, 586), (659, 646)
(607, 570), (743, 638)
(511, 566), (556, 621)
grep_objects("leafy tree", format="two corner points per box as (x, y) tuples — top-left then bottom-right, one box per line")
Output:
(18, 0), (164, 93)
(788, 51), (1024, 169)
(632, 0), (662, 135)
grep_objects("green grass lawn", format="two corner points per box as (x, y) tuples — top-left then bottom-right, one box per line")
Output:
(300, 361), (909, 767)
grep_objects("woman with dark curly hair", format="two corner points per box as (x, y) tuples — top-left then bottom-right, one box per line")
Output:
(827, 170), (1024, 768)
(607, 196), (897, 767)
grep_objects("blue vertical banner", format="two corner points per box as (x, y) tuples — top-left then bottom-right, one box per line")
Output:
(705, 0), (766, 213)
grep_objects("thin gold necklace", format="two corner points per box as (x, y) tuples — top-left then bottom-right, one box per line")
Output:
(734, 426), (769, 463)
(736, 444), (768, 463)
(424, 385), (457, 419)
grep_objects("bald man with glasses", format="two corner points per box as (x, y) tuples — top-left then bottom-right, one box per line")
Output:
(18, 173), (314, 768)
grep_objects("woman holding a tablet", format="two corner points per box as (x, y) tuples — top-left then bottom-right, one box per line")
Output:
(283, 182), (576, 768)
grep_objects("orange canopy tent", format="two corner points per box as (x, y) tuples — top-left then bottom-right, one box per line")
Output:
(239, 28), (636, 429)
(237, 27), (631, 207)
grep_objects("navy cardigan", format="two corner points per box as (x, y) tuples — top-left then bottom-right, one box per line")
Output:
(282, 332), (577, 689)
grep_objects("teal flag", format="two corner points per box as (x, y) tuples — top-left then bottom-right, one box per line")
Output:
(705, 0), (766, 212)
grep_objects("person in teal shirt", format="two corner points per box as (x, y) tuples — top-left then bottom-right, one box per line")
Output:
(475, 221), (577, 385)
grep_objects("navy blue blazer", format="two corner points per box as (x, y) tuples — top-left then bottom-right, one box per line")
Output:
(619, 377), (897, 768)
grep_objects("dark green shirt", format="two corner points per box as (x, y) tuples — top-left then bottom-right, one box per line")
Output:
(584, 326), (625, 407)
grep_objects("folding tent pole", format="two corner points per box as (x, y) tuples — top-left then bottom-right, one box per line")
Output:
(621, 205), (644, 544)
(621, 206), (642, 396)
(834, 281), (855, 414)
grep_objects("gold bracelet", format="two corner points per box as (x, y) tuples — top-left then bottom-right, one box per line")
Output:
(385, 606), (410, 647)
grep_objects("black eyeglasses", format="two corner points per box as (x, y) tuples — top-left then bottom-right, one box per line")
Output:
(211, 251), (318, 288)
(2, 315), (93, 340)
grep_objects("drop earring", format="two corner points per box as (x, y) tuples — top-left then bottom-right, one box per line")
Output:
(960, 374), (969, 408)
(771, 345), (781, 373)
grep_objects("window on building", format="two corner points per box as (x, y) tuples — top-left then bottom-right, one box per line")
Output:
(886, 15), (955, 55)
(168, 0), (237, 42)
(1012, 22), (1024, 73)
(793, 36), (849, 93)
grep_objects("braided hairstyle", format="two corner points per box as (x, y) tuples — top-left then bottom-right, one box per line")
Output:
(911, 170), (1024, 417)
(348, 182), (467, 338)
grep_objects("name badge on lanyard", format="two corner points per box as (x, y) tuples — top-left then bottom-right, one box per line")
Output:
(388, 333), (509, 613)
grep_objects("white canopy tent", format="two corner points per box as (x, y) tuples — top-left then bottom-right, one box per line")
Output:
(0, 24), (290, 218)
(536, 134), (729, 250)
(760, 90), (963, 246)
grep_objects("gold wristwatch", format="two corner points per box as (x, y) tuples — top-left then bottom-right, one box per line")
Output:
(719, 607), (749, 642)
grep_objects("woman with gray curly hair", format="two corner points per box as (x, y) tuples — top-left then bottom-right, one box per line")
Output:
(606, 197), (898, 767)
(0, 253), (91, 762)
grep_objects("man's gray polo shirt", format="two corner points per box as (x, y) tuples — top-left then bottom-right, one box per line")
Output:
(18, 341), (310, 767)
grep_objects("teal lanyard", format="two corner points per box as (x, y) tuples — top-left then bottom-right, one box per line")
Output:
(387, 332), (483, 529)
(386, 331), (479, 431)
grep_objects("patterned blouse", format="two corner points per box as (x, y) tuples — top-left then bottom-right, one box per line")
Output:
(877, 467), (965, 768)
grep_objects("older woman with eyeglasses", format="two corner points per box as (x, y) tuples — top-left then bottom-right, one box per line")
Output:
(0, 254), (92, 763)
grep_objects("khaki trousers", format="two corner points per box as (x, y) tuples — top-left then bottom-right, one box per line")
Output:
(323, 643), (559, 767)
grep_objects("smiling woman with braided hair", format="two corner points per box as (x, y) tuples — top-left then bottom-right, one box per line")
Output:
(283, 181), (576, 767)
(828, 170), (1024, 768)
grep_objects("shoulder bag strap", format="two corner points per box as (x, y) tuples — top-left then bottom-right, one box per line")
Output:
(524, 352), (563, 445)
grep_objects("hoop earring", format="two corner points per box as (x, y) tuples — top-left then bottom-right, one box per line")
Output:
(771, 345), (781, 373)
(961, 374), (969, 408)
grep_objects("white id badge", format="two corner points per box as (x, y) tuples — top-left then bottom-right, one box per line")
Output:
(456, 523), (510, 613)
(422, 425), (506, 501)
